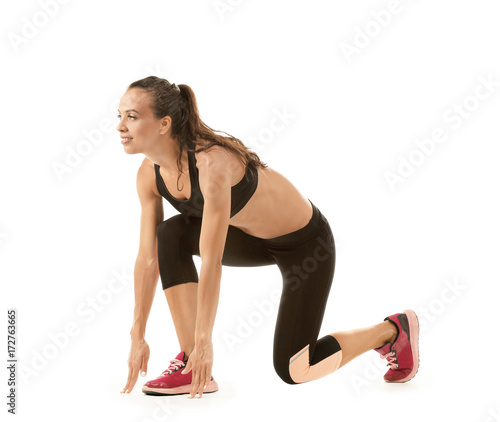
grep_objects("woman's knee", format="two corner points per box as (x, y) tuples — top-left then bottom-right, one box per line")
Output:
(273, 349), (298, 385)
(156, 215), (200, 288)
(156, 214), (187, 242)
(273, 337), (343, 385)
(274, 365), (298, 385)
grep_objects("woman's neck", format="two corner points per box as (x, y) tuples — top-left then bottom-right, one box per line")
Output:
(148, 136), (189, 175)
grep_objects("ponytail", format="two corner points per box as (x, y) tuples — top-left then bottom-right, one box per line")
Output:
(128, 76), (267, 191)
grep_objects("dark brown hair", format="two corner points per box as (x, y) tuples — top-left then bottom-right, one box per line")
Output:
(128, 76), (268, 191)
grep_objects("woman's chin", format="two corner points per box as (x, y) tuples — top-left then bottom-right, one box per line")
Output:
(123, 145), (140, 154)
(122, 141), (139, 153)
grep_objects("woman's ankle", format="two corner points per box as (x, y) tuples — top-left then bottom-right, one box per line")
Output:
(182, 348), (194, 361)
(385, 320), (398, 344)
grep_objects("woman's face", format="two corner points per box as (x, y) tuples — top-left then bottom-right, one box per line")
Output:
(116, 88), (168, 154)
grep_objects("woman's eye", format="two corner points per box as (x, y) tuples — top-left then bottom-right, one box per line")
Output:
(116, 115), (136, 119)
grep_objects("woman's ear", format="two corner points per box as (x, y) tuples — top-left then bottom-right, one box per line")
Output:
(159, 115), (172, 135)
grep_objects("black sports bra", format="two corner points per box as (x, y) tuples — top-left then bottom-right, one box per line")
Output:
(154, 148), (258, 220)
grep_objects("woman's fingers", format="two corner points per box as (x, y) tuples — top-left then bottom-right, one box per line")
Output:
(204, 366), (211, 391)
(189, 365), (199, 398)
(201, 366), (212, 398)
(141, 355), (148, 377)
(122, 340), (150, 393)
(184, 345), (213, 398)
(122, 357), (142, 393)
(121, 366), (133, 393)
(188, 363), (211, 398)
(194, 366), (203, 398)
(123, 366), (140, 393)
(198, 369), (207, 399)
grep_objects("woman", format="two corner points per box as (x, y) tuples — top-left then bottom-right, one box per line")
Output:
(117, 76), (419, 399)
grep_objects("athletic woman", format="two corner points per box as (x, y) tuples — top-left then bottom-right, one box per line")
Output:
(117, 76), (419, 399)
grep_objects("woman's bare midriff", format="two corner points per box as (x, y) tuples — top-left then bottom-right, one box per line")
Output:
(149, 146), (313, 240)
(228, 166), (313, 239)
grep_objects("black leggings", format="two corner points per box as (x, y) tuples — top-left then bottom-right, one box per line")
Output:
(156, 199), (342, 384)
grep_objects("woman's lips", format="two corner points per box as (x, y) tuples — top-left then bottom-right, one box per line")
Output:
(121, 137), (132, 144)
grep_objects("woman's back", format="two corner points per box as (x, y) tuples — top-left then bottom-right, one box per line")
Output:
(143, 143), (313, 240)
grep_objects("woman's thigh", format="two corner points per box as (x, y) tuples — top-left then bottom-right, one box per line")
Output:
(220, 224), (277, 267)
(262, 204), (337, 383)
(157, 214), (276, 286)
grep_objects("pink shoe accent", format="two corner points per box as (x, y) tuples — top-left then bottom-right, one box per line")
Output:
(142, 379), (219, 396)
(374, 309), (420, 383)
(142, 351), (219, 396)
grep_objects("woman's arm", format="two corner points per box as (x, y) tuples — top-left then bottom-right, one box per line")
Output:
(122, 160), (164, 394)
(130, 256), (159, 339)
(131, 159), (164, 338)
(196, 173), (231, 340)
(182, 147), (232, 398)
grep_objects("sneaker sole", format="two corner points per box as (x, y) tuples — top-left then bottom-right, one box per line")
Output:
(142, 379), (219, 396)
(388, 309), (420, 383)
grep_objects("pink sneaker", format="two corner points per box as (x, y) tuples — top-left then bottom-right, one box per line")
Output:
(142, 351), (219, 396)
(374, 309), (420, 383)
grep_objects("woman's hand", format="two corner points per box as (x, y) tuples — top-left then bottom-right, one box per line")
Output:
(121, 338), (150, 394)
(181, 339), (213, 398)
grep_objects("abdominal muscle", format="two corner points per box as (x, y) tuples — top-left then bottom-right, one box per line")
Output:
(228, 165), (313, 240)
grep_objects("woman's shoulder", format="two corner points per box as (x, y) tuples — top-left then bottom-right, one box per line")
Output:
(194, 142), (251, 188)
(137, 157), (162, 199)
(194, 143), (235, 168)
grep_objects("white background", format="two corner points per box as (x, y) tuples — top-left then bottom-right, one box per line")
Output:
(1, 0), (499, 421)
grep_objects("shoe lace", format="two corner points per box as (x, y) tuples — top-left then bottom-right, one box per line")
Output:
(161, 358), (186, 376)
(380, 351), (399, 370)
